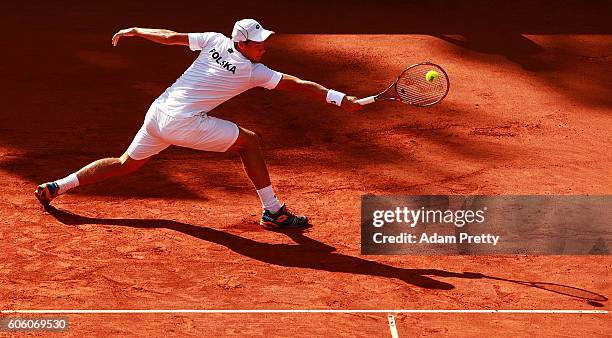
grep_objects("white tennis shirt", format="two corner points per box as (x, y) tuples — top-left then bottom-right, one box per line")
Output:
(155, 32), (283, 117)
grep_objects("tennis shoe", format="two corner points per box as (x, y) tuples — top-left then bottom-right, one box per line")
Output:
(260, 204), (309, 229)
(35, 182), (60, 206)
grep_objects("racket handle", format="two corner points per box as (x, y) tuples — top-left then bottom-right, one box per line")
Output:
(355, 96), (376, 105)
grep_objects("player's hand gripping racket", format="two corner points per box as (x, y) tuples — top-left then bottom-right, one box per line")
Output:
(356, 62), (450, 106)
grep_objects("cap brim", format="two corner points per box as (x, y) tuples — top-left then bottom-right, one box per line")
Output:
(250, 29), (274, 42)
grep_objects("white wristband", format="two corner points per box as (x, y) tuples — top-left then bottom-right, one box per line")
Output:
(326, 89), (346, 106)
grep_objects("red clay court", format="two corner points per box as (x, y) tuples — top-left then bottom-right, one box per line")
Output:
(1, 1), (611, 336)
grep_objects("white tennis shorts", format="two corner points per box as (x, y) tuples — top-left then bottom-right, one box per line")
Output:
(126, 102), (240, 160)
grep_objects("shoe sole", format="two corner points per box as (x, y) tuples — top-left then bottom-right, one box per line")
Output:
(260, 218), (309, 229)
(34, 186), (53, 206)
(259, 219), (310, 230)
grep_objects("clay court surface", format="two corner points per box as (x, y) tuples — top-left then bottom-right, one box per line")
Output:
(1, 1), (611, 336)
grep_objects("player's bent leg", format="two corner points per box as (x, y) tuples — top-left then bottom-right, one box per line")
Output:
(227, 126), (309, 229)
(227, 127), (271, 189)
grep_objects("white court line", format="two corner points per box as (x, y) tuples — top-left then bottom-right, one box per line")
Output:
(387, 314), (399, 338)
(0, 309), (608, 314)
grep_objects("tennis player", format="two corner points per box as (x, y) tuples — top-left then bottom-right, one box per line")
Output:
(35, 19), (361, 229)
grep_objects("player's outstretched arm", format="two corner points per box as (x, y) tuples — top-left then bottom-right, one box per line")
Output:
(112, 28), (189, 46)
(275, 74), (361, 112)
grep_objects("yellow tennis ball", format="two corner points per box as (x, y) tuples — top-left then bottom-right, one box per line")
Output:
(425, 70), (439, 82)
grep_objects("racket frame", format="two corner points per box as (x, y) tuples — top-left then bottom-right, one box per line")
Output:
(356, 62), (449, 106)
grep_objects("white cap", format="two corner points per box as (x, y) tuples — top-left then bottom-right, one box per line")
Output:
(231, 19), (274, 42)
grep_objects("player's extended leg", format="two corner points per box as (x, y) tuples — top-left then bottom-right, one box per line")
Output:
(75, 152), (149, 186)
(35, 100), (171, 206)
(34, 152), (149, 206)
(227, 127), (308, 229)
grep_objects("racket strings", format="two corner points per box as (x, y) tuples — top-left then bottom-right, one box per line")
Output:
(396, 65), (449, 106)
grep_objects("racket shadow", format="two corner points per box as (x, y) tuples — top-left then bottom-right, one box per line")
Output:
(469, 273), (608, 306)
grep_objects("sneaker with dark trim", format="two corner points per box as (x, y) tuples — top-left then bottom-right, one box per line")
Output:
(34, 182), (60, 206)
(260, 204), (309, 229)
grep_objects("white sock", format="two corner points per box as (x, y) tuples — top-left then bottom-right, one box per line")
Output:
(256, 185), (282, 213)
(56, 173), (80, 194)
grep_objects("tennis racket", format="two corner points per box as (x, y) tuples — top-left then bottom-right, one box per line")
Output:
(356, 62), (450, 106)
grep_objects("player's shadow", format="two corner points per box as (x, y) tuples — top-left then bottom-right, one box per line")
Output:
(44, 205), (483, 290)
(44, 206), (609, 306)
